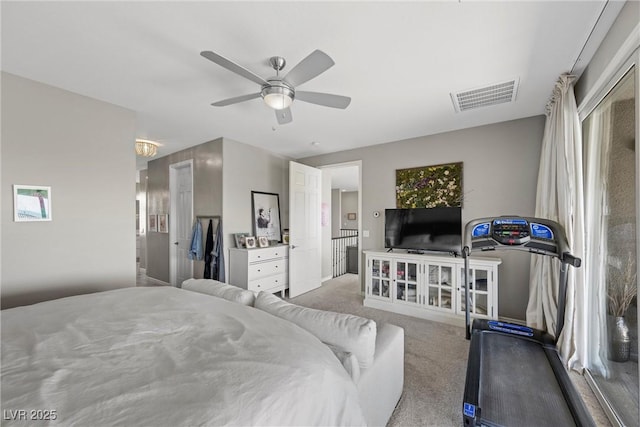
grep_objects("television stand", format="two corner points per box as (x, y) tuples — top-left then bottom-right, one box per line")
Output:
(363, 249), (501, 327)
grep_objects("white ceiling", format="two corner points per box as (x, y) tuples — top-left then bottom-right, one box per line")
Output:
(1, 1), (620, 171)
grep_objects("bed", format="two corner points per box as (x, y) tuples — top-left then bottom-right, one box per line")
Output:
(1, 284), (404, 426)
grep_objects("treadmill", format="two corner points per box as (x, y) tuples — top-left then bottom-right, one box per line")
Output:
(461, 216), (594, 427)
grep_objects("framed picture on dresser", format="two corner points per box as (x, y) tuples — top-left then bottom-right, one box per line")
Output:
(251, 191), (282, 242)
(234, 233), (250, 248)
(258, 236), (269, 248)
(245, 236), (257, 249)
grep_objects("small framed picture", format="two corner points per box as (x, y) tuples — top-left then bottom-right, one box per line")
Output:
(258, 236), (269, 248)
(282, 230), (290, 244)
(13, 185), (52, 222)
(234, 233), (250, 248)
(158, 214), (169, 233)
(245, 236), (257, 249)
(148, 214), (158, 232)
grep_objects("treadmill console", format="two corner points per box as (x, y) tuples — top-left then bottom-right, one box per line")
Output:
(492, 218), (530, 245)
(469, 217), (559, 256)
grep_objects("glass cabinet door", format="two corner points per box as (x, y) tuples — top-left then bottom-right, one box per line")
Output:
(459, 266), (491, 317)
(394, 260), (419, 304)
(426, 263), (454, 311)
(370, 258), (391, 299)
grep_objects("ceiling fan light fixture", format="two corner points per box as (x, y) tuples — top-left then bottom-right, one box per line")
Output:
(135, 139), (158, 157)
(262, 84), (294, 110)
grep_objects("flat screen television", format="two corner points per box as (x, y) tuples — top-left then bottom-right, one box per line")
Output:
(384, 207), (462, 255)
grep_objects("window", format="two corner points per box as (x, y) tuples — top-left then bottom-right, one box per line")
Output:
(583, 66), (638, 426)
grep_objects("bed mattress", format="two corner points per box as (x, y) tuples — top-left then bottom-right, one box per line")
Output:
(1, 286), (366, 426)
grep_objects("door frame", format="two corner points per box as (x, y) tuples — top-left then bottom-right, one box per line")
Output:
(319, 160), (363, 286)
(169, 159), (194, 286)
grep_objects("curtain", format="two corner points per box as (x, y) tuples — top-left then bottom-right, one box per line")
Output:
(582, 102), (613, 377)
(527, 74), (587, 369)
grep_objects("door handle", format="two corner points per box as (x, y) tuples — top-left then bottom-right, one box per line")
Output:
(290, 245), (297, 249)
(174, 242), (179, 246)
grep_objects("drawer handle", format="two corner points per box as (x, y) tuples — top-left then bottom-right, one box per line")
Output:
(257, 269), (261, 272)
(257, 284), (261, 288)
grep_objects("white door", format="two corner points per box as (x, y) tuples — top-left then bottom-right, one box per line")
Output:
(170, 160), (193, 286)
(289, 161), (322, 298)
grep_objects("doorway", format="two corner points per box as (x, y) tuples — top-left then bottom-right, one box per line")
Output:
(320, 161), (362, 283)
(169, 159), (194, 287)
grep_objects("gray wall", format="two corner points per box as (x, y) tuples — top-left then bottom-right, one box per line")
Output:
(145, 137), (288, 284)
(146, 139), (223, 283)
(1, 72), (136, 308)
(341, 191), (358, 229)
(331, 189), (342, 237)
(222, 138), (289, 276)
(300, 116), (545, 320)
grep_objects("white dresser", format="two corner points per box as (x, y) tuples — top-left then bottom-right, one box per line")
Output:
(228, 245), (289, 295)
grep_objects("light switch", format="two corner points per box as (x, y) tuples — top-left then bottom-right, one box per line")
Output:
(363, 230), (370, 237)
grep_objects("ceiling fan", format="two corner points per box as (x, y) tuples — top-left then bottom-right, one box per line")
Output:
(200, 49), (351, 124)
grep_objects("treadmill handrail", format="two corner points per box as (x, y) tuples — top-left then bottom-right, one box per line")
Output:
(462, 216), (581, 341)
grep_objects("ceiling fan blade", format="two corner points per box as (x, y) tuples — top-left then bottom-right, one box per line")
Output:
(275, 108), (293, 125)
(283, 50), (335, 87)
(212, 92), (261, 107)
(296, 91), (351, 109)
(201, 51), (268, 86)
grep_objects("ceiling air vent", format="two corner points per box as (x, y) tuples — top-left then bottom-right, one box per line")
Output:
(451, 78), (519, 112)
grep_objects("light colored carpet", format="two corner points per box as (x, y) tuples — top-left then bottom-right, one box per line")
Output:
(289, 274), (611, 427)
(290, 274), (469, 426)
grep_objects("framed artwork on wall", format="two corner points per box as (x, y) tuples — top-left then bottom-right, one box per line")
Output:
(13, 185), (52, 222)
(251, 191), (282, 242)
(395, 162), (463, 208)
(158, 214), (168, 233)
(148, 214), (158, 232)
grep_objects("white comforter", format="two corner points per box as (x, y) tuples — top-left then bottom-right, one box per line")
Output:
(1, 287), (366, 426)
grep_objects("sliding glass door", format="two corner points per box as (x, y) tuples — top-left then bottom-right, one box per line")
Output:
(583, 64), (638, 426)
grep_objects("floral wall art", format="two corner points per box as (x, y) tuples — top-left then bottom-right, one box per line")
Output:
(396, 162), (463, 208)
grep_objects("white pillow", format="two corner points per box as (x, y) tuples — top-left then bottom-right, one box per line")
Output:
(182, 279), (255, 307)
(325, 343), (360, 382)
(255, 291), (376, 369)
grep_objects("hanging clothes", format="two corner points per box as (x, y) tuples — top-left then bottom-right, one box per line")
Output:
(203, 219), (214, 279)
(188, 219), (204, 261)
(212, 219), (225, 282)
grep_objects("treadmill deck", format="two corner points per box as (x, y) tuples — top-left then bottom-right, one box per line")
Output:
(477, 331), (576, 426)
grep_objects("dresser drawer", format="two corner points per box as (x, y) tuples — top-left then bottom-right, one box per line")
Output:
(247, 273), (288, 292)
(248, 259), (287, 280)
(247, 246), (288, 263)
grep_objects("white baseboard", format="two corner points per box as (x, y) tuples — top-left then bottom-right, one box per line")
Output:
(145, 276), (171, 287)
(321, 275), (333, 283)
